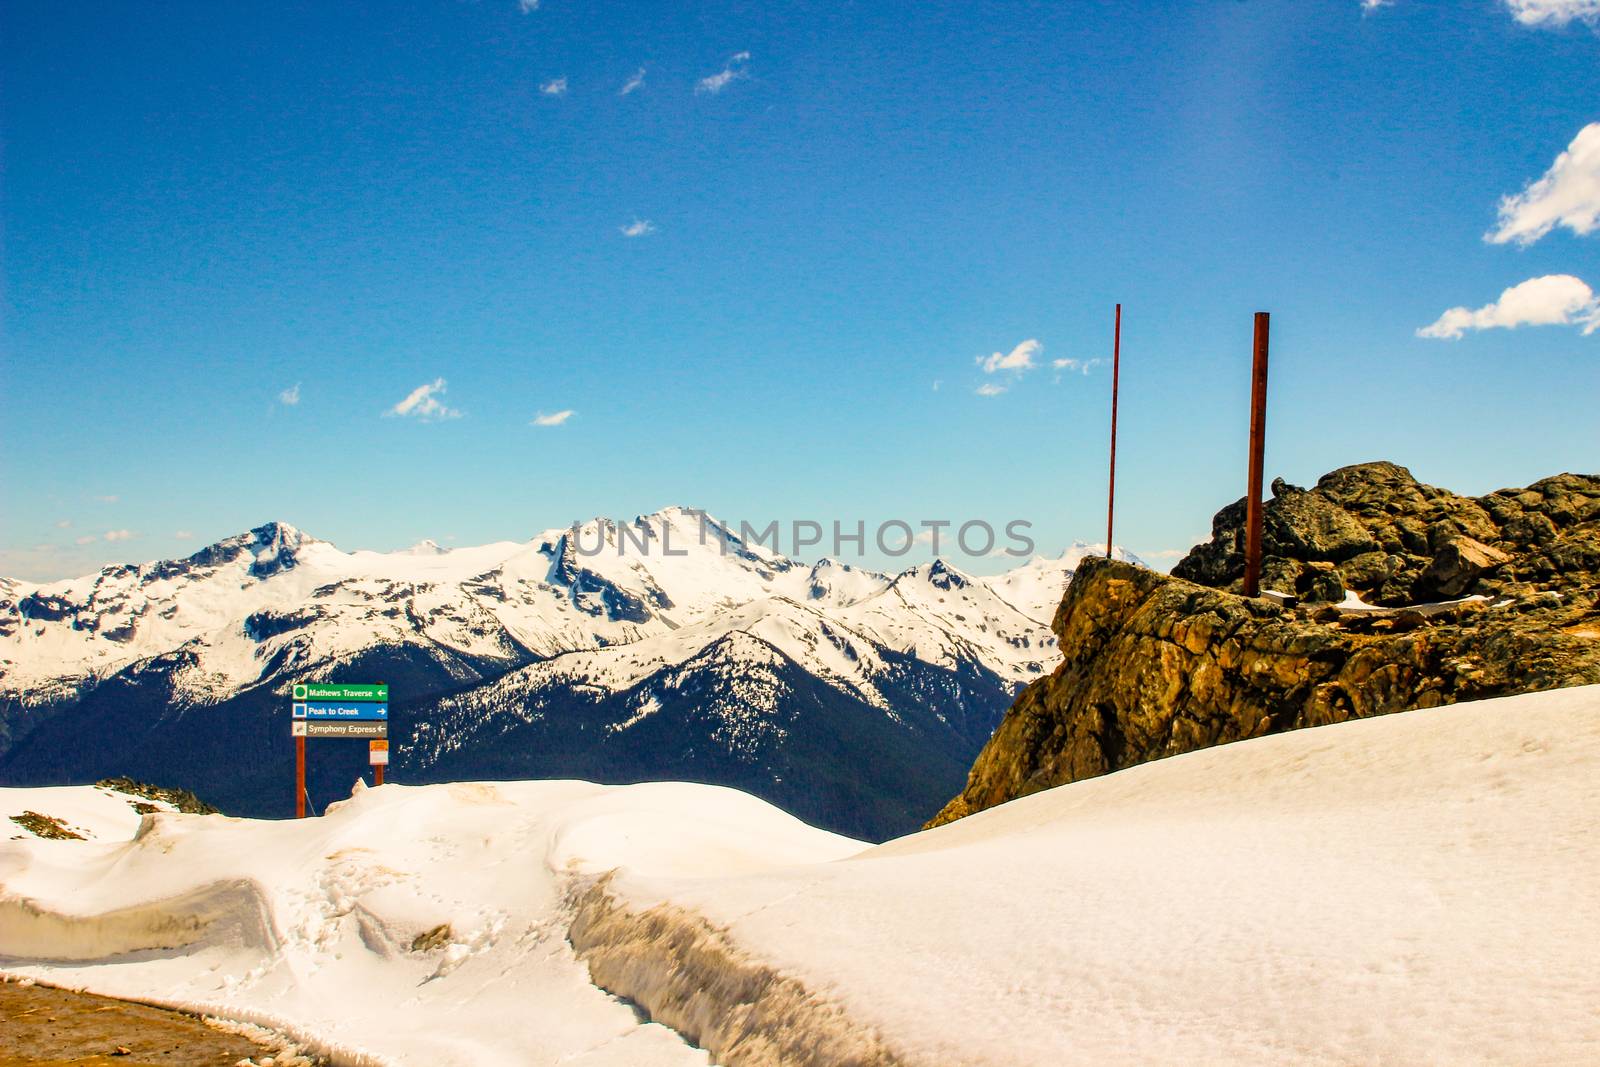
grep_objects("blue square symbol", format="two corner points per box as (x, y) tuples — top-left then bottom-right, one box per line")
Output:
(293, 704), (307, 719)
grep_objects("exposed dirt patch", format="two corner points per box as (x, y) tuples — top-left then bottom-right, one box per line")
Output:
(0, 980), (304, 1066)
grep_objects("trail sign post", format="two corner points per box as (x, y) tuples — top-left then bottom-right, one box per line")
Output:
(290, 681), (389, 817)
(370, 740), (388, 786)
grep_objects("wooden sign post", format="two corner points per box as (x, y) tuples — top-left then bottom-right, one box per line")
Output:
(370, 740), (389, 787)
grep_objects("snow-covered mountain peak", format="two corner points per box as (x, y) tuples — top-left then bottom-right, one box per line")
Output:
(901, 558), (973, 592)
(402, 539), (450, 556)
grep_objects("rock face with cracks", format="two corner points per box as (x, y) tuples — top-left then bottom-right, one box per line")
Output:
(930, 463), (1600, 827)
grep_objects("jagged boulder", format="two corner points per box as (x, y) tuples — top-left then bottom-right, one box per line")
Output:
(1173, 462), (1600, 605)
(929, 464), (1600, 829)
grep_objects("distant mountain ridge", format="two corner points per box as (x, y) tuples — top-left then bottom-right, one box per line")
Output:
(0, 509), (1142, 839)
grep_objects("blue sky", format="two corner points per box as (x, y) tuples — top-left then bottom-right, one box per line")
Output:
(3, 0), (1597, 581)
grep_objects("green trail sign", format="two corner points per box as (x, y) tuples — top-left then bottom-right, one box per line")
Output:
(292, 682), (388, 702)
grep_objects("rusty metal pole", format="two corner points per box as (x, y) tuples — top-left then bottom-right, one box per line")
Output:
(1106, 303), (1122, 560)
(1243, 312), (1270, 597)
(295, 735), (306, 818)
(374, 763), (385, 787)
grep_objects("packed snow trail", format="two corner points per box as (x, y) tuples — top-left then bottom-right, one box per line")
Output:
(4, 684), (1599, 1065)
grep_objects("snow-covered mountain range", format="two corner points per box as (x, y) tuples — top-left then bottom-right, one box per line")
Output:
(0, 510), (1141, 838)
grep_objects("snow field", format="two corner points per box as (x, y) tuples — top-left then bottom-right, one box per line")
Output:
(4, 684), (1596, 1065)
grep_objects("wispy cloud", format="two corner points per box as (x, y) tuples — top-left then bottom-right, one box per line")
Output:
(55, 519), (71, 529)
(1360, 0), (1394, 13)
(977, 339), (1042, 375)
(279, 382), (301, 406)
(540, 77), (568, 96)
(518, 0), (539, 12)
(696, 52), (750, 94)
(387, 378), (463, 421)
(1487, 123), (1600, 246)
(1417, 274), (1600, 338)
(103, 529), (135, 542)
(619, 219), (657, 238)
(532, 409), (575, 427)
(1503, 0), (1600, 26)
(175, 530), (194, 540)
(619, 67), (646, 96)
(976, 382), (1008, 397)
(1051, 357), (1107, 376)
(74, 535), (97, 546)
(94, 495), (119, 505)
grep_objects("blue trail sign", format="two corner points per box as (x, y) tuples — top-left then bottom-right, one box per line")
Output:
(293, 701), (388, 722)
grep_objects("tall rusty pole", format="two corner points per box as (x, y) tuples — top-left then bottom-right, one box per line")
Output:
(295, 734), (306, 819)
(1242, 312), (1270, 597)
(1106, 303), (1122, 560)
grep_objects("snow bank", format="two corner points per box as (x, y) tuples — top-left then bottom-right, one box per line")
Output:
(593, 683), (1600, 1066)
(570, 880), (905, 1067)
(0, 779), (862, 1066)
(3, 782), (177, 841)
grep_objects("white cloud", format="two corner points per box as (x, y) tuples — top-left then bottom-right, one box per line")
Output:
(541, 77), (568, 96)
(1360, 0), (1394, 12)
(103, 529), (135, 542)
(532, 409), (575, 427)
(696, 52), (750, 94)
(620, 219), (657, 238)
(1487, 123), (1600, 246)
(518, 0), (539, 12)
(55, 519), (71, 529)
(976, 382), (1008, 397)
(94, 495), (119, 504)
(175, 530), (194, 540)
(931, 379), (943, 391)
(279, 382), (301, 406)
(1503, 0), (1600, 25)
(1051, 357), (1107, 375)
(1417, 274), (1600, 339)
(977, 339), (1042, 375)
(619, 68), (646, 96)
(74, 535), (97, 546)
(387, 378), (463, 421)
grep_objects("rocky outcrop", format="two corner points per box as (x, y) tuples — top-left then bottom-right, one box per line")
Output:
(929, 464), (1600, 827)
(1172, 462), (1599, 605)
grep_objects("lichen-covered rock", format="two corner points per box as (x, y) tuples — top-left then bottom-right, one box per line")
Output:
(929, 463), (1600, 829)
(1173, 462), (1600, 605)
